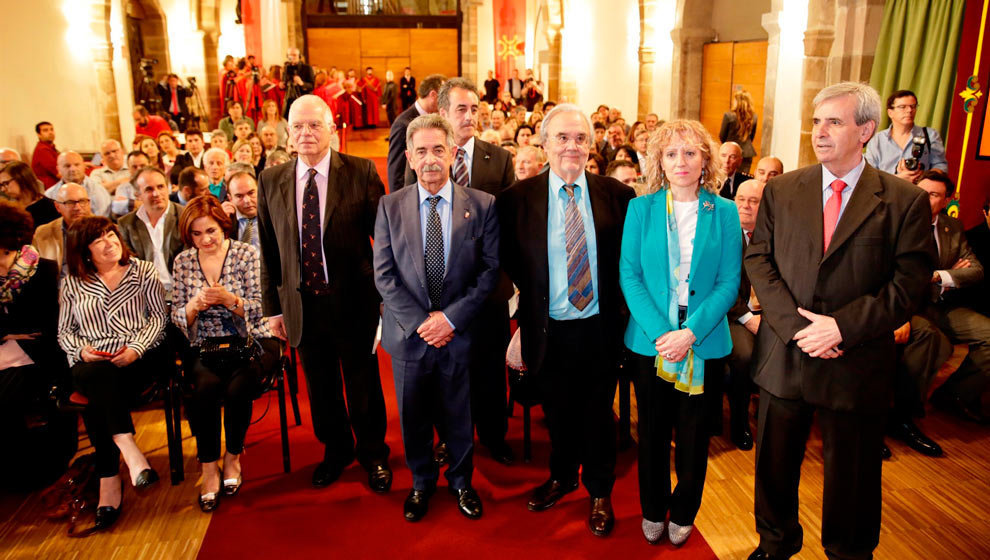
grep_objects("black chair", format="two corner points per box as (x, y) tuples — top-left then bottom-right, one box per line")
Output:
(507, 368), (539, 463)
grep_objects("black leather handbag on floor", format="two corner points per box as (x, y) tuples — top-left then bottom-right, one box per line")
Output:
(199, 335), (259, 370)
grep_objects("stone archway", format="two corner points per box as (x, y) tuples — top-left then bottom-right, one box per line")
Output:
(125, 0), (172, 113)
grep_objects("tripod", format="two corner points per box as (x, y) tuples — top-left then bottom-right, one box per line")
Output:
(136, 74), (162, 114)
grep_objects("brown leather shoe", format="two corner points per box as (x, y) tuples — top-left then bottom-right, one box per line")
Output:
(588, 496), (614, 537)
(527, 478), (579, 512)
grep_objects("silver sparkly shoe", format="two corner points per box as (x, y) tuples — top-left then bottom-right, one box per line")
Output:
(668, 521), (693, 546)
(642, 518), (666, 545)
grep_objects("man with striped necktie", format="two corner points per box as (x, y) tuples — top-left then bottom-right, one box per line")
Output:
(497, 104), (635, 537)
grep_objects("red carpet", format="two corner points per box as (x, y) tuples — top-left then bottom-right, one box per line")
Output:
(197, 349), (718, 559)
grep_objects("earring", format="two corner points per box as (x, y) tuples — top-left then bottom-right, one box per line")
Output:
(699, 168), (706, 185)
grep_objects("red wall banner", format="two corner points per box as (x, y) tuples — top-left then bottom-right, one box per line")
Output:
(493, 0), (526, 86)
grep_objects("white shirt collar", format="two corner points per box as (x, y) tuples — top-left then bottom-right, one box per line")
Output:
(295, 149), (333, 180)
(136, 202), (170, 226)
(457, 136), (476, 160)
(414, 100), (428, 116)
(821, 156), (866, 193)
(418, 180), (453, 206)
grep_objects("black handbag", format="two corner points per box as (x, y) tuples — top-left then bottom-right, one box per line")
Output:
(199, 335), (259, 370)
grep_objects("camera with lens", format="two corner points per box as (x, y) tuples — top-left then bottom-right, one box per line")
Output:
(903, 135), (926, 171)
(187, 76), (197, 86)
(139, 57), (158, 78)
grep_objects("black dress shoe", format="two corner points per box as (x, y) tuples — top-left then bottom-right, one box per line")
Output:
(367, 461), (393, 494)
(730, 426), (754, 451)
(748, 549), (771, 560)
(527, 478), (579, 511)
(133, 468), (160, 492)
(889, 420), (943, 457)
(484, 440), (515, 465)
(588, 496), (615, 537)
(433, 442), (449, 466)
(312, 461), (345, 489)
(449, 487), (483, 519)
(881, 443), (892, 460)
(94, 480), (124, 531)
(403, 487), (435, 522)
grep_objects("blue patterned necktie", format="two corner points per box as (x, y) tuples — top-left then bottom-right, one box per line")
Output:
(564, 184), (593, 310)
(301, 168), (328, 293)
(425, 196), (444, 310)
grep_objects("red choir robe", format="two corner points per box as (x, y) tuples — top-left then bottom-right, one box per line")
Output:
(263, 78), (285, 110)
(357, 75), (382, 128)
(341, 78), (364, 129)
(220, 71), (238, 114)
(235, 76), (265, 122)
(315, 81), (345, 122)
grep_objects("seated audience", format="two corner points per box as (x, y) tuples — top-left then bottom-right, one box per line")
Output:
(633, 128), (649, 162)
(44, 152), (111, 217)
(0, 148), (19, 164)
(231, 140), (254, 166)
(612, 144), (639, 167)
(91, 140), (130, 196)
(110, 151), (151, 219)
(34, 182), (93, 272)
(0, 161), (59, 227)
(645, 113), (660, 131)
(753, 156), (783, 186)
(601, 123), (626, 161)
(58, 216), (168, 531)
(593, 122), (607, 153)
(209, 129), (229, 152)
(257, 99), (288, 147)
(169, 129), (207, 186)
(479, 129), (501, 146)
(218, 102), (255, 143)
(171, 195), (278, 512)
(264, 149), (291, 169)
(156, 131), (182, 174)
(605, 159), (640, 191)
(585, 153), (606, 175)
(134, 134), (165, 170)
(203, 148), (230, 201)
(117, 167), (185, 298)
(0, 202), (64, 481)
(32, 121), (60, 188)
(172, 166), (210, 205)
(224, 172), (260, 249)
(514, 145), (544, 182)
(716, 141), (751, 200)
(620, 119), (739, 547)
(515, 125), (534, 147)
(133, 105), (172, 139)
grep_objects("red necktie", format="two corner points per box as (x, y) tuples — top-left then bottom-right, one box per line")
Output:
(170, 87), (179, 114)
(823, 179), (846, 252)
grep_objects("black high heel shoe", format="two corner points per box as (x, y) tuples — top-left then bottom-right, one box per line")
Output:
(222, 475), (243, 497)
(134, 468), (160, 492)
(94, 479), (124, 531)
(199, 471), (222, 513)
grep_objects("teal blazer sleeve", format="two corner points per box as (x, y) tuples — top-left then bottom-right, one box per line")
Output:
(620, 193), (675, 350)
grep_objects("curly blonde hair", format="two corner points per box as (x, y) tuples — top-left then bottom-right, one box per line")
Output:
(643, 119), (724, 195)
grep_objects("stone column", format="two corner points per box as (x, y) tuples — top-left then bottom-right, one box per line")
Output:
(545, 0), (566, 103)
(669, 0), (714, 120)
(798, 0), (835, 168)
(637, 0), (658, 121)
(828, 0), (884, 85)
(92, 0), (121, 140)
(461, 0), (484, 84)
(199, 0), (223, 127)
(759, 0), (783, 158)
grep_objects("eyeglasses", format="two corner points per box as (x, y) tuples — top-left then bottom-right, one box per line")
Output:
(551, 134), (589, 147)
(59, 198), (91, 208)
(290, 122), (335, 134)
(892, 104), (917, 111)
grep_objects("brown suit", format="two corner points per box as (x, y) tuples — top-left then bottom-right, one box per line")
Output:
(117, 202), (186, 274)
(33, 217), (65, 270)
(744, 162), (934, 559)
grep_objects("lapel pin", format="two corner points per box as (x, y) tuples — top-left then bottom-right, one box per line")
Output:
(484, 154), (490, 159)
(464, 210), (471, 219)
(702, 201), (715, 212)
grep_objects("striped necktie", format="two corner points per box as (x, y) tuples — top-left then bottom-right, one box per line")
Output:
(452, 146), (469, 188)
(563, 184), (593, 311)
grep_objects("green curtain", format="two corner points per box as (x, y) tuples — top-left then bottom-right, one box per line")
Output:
(869, 0), (966, 140)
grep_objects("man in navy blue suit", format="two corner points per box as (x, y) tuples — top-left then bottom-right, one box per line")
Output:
(373, 114), (500, 523)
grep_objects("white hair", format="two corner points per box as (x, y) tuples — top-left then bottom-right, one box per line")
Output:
(204, 147), (230, 164)
(538, 104), (593, 147)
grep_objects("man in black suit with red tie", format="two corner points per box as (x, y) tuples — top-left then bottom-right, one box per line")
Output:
(257, 95), (392, 494)
(497, 104), (635, 538)
(744, 83), (935, 560)
(434, 77), (516, 464)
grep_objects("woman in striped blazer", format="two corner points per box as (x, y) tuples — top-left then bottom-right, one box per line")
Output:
(57, 216), (169, 531)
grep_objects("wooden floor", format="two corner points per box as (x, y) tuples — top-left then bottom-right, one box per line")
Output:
(2, 129), (988, 559)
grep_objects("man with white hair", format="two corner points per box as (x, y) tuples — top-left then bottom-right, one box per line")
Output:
(718, 141), (751, 199)
(44, 151), (111, 217)
(91, 139), (130, 195)
(744, 82), (934, 560)
(497, 103), (635, 537)
(257, 94), (392, 494)
(202, 147), (230, 201)
(0, 148), (19, 163)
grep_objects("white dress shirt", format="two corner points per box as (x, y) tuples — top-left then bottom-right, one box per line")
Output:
(136, 203), (173, 294)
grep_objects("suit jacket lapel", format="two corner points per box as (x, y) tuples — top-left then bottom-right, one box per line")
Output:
(823, 164), (882, 263)
(400, 186), (429, 293)
(794, 165), (825, 259)
(281, 162), (300, 260)
(446, 184), (471, 275)
(323, 150), (345, 234)
(935, 215), (951, 269)
(651, 192), (670, 287)
(528, 173), (551, 294)
(470, 140), (493, 189)
(133, 217), (154, 261)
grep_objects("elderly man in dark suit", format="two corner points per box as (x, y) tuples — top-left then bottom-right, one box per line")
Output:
(432, 77), (517, 464)
(497, 104), (635, 537)
(718, 142), (753, 199)
(744, 82), (935, 560)
(386, 74), (446, 191)
(257, 94), (392, 493)
(374, 114), (499, 522)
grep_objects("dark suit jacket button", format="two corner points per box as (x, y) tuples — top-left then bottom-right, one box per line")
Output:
(690, 290), (696, 296)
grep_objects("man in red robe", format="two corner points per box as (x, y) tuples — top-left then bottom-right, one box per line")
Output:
(357, 67), (383, 128)
(343, 69), (364, 129)
(316, 71), (345, 124)
(234, 60), (265, 122)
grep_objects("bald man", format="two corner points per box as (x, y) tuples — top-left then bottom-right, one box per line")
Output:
(257, 94), (391, 493)
(91, 140), (130, 195)
(33, 182), (93, 272)
(753, 156), (783, 186)
(718, 142), (751, 199)
(43, 151), (111, 216)
(0, 148), (19, 164)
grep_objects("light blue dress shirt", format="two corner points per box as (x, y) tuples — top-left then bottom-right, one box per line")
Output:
(822, 157), (866, 225)
(864, 125), (948, 174)
(548, 171), (600, 320)
(418, 180), (453, 271)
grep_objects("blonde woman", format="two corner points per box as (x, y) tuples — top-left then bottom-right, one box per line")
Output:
(619, 119), (740, 547)
(719, 90), (758, 173)
(257, 99), (289, 148)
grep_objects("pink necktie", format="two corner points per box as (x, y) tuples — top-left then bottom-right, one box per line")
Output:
(823, 179), (846, 252)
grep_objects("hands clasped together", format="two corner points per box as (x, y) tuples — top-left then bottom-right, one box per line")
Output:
(792, 307), (843, 359)
(418, 311), (454, 348)
(654, 328), (696, 363)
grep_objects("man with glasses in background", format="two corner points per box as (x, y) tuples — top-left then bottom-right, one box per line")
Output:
(865, 89), (948, 183)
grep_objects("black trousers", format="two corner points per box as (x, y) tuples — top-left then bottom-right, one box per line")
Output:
(296, 292), (388, 468)
(393, 346), (473, 491)
(724, 322), (757, 429)
(468, 300), (510, 447)
(754, 389), (885, 560)
(893, 315), (952, 420)
(540, 316), (617, 498)
(184, 338), (280, 462)
(633, 353), (717, 525)
(925, 303), (990, 408)
(72, 344), (170, 478)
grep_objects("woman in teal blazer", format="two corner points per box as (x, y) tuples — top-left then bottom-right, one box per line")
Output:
(619, 120), (741, 547)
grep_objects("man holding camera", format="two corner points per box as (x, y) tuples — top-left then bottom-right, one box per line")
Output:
(865, 89), (948, 182)
(280, 47), (314, 119)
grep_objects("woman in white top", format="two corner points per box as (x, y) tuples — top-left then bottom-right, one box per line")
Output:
(619, 119), (741, 546)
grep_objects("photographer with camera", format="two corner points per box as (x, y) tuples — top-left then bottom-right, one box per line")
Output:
(157, 74), (191, 132)
(865, 89), (948, 183)
(279, 48), (314, 119)
(220, 56), (238, 116)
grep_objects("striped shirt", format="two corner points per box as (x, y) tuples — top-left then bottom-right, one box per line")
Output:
(57, 258), (167, 366)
